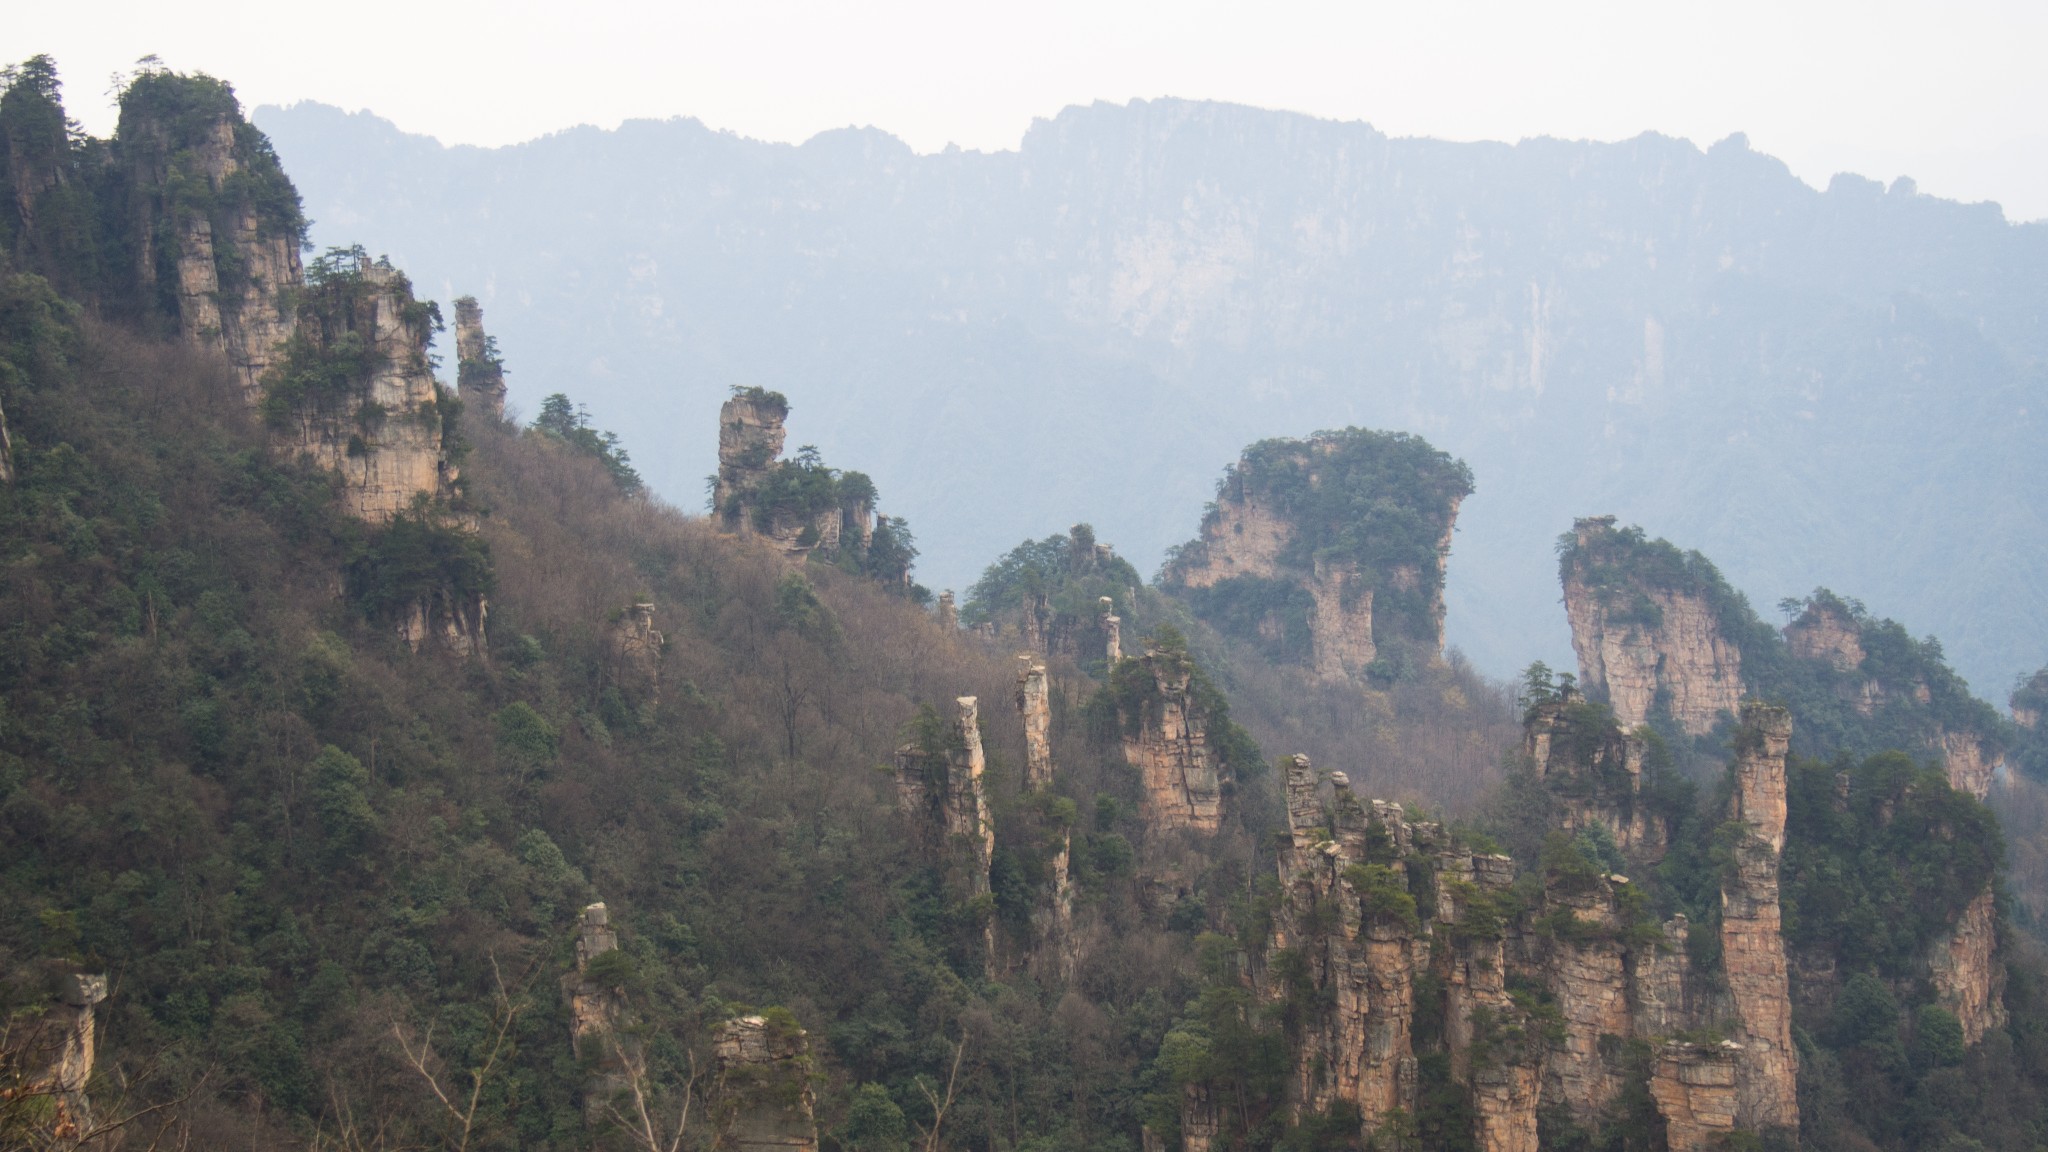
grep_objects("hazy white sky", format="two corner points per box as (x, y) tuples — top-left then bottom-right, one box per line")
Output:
(15, 0), (2048, 218)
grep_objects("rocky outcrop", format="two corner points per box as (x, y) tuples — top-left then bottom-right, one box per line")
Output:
(1938, 729), (1997, 800)
(714, 390), (787, 515)
(270, 254), (459, 522)
(1719, 702), (1798, 1134)
(1432, 849), (1541, 1152)
(607, 602), (664, 697)
(6, 971), (108, 1146)
(120, 85), (302, 402)
(1649, 1041), (1743, 1152)
(565, 902), (630, 1112)
(397, 585), (488, 659)
(710, 389), (881, 563)
(0, 395), (12, 485)
(713, 1014), (818, 1152)
(1100, 597), (1122, 662)
(938, 590), (958, 630)
(897, 697), (995, 960)
(1561, 517), (1743, 736)
(1522, 697), (1665, 863)
(1017, 657), (1054, 790)
(1265, 758), (1420, 1130)
(1785, 598), (1865, 672)
(453, 296), (508, 422)
(1539, 875), (1633, 1118)
(1929, 887), (2007, 1045)
(1117, 647), (1224, 833)
(1164, 430), (1469, 680)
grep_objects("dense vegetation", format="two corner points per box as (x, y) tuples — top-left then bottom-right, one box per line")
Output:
(1165, 429), (1472, 665)
(1560, 522), (2010, 766)
(0, 57), (305, 327)
(6, 51), (2048, 1152)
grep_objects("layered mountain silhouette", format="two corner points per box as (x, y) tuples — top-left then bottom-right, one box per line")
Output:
(257, 97), (2048, 691)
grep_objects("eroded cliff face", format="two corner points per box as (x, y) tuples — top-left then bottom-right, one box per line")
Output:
(896, 696), (995, 962)
(1720, 703), (1799, 1134)
(565, 902), (630, 1111)
(1522, 698), (1665, 863)
(710, 390), (883, 564)
(1561, 517), (1743, 736)
(1165, 432), (1468, 681)
(1117, 647), (1224, 833)
(1785, 599), (1865, 672)
(713, 1015), (819, 1152)
(453, 296), (507, 422)
(1930, 887), (2007, 1046)
(608, 602), (664, 698)
(6, 971), (108, 1146)
(0, 396), (12, 486)
(1649, 1042), (1742, 1152)
(122, 98), (302, 402)
(1265, 758), (1421, 1130)
(270, 257), (459, 522)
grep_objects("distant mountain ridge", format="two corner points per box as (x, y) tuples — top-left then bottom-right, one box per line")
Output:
(256, 97), (2048, 692)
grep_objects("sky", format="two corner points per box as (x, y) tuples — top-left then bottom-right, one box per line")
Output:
(13, 0), (2048, 220)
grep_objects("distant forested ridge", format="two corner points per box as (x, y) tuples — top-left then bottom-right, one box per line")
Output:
(256, 97), (2048, 694)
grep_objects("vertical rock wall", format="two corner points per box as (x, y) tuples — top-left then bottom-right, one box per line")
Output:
(1017, 657), (1054, 790)
(1561, 517), (1743, 736)
(1265, 757), (1419, 1130)
(273, 258), (457, 522)
(1930, 888), (2007, 1045)
(1119, 648), (1224, 833)
(122, 103), (301, 403)
(565, 902), (630, 1113)
(1522, 699), (1665, 862)
(1540, 877), (1633, 1118)
(1719, 703), (1799, 1134)
(0, 395), (12, 486)
(453, 295), (508, 422)
(1649, 1042), (1743, 1152)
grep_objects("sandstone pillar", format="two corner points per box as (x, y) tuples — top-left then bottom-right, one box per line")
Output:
(1016, 657), (1054, 789)
(1720, 702), (1798, 1133)
(714, 1014), (819, 1152)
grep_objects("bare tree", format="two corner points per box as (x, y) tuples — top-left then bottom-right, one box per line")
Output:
(599, 1039), (700, 1152)
(912, 1033), (970, 1152)
(390, 953), (533, 1152)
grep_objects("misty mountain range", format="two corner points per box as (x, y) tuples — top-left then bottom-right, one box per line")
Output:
(254, 97), (2048, 695)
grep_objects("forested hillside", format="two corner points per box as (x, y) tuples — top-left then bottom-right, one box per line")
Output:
(254, 97), (2048, 695)
(7, 54), (2048, 1152)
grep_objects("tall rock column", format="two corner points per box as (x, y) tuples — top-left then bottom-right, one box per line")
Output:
(895, 697), (996, 962)
(1560, 517), (1743, 735)
(1434, 853), (1540, 1152)
(1720, 703), (1798, 1134)
(120, 85), (303, 402)
(1016, 656), (1075, 977)
(0, 396), (12, 486)
(565, 903), (631, 1115)
(1117, 646), (1224, 833)
(1017, 657), (1055, 790)
(453, 296), (508, 422)
(273, 255), (459, 523)
(714, 1014), (819, 1152)
(1264, 758), (1418, 1134)
(713, 390), (788, 525)
(1099, 597), (1122, 663)
(1539, 873), (1633, 1120)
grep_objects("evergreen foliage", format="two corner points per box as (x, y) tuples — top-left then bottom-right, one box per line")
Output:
(1166, 428), (1471, 655)
(534, 391), (643, 495)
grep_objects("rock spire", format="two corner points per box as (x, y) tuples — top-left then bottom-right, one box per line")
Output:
(453, 296), (508, 422)
(1719, 702), (1799, 1135)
